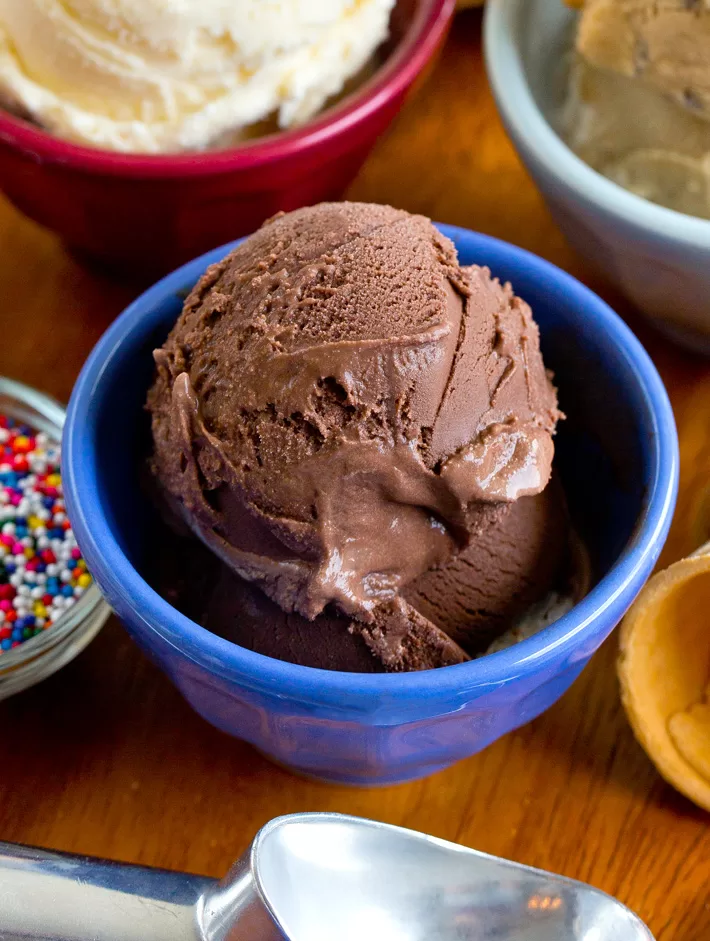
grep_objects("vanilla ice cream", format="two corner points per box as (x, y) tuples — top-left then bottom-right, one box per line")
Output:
(0, 0), (395, 153)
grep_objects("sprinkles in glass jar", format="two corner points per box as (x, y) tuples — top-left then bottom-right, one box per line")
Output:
(0, 414), (91, 654)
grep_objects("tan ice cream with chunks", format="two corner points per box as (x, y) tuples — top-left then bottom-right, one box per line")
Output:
(573, 0), (710, 116)
(560, 0), (710, 219)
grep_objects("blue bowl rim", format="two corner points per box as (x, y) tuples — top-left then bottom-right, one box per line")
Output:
(64, 225), (679, 707)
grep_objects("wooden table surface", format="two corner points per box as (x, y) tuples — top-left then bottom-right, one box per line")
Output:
(1, 11), (708, 940)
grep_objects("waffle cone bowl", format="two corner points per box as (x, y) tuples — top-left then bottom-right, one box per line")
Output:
(619, 542), (710, 812)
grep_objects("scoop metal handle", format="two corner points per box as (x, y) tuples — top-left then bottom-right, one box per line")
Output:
(0, 841), (212, 941)
(0, 814), (655, 941)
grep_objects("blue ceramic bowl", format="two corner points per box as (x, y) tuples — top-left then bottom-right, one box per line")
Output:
(63, 226), (678, 786)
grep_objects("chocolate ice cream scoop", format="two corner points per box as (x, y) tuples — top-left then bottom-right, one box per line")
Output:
(148, 203), (560, 633)
(148, 478), (575, 672)
(402, 474), (571, 653)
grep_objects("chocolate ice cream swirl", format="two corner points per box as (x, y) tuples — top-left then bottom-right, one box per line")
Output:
(148, 203), (561, 669)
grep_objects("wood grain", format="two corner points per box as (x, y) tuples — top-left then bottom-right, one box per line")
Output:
(0, 11), (708, 940)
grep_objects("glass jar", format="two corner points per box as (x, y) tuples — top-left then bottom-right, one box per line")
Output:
(0, 377), (111, 700)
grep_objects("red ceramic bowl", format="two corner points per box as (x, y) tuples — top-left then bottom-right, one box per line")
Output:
(0, 0), (454, 276)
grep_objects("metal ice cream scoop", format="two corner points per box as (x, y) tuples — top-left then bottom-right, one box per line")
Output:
(0, 812), (653, 941)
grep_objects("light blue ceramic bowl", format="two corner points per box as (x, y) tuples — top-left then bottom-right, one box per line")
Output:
(484, 0), (710, 352)
(63, 226), (678, 786)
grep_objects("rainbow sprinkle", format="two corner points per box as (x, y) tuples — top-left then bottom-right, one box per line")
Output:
(0, 414), (91, 654)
